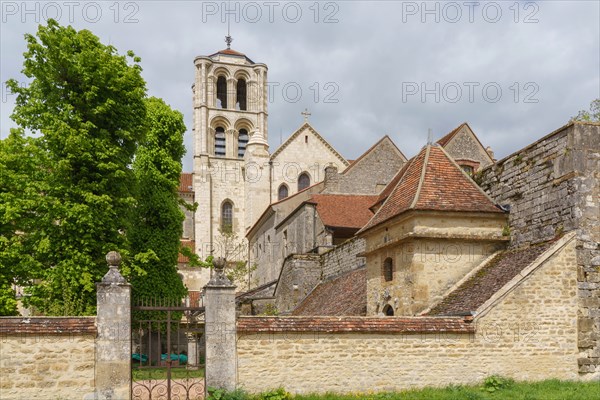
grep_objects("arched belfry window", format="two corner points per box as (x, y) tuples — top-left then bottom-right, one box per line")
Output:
(298, 173), (310, 191)
(383, 257), (393, 282)
(216, 76), (227, 109)
(238, 129), (249, 158)
(221, 201), (233, 233)
(214, 127), (226, 157)
(278, 184), (289, 201)
(236, 79), (247, 111)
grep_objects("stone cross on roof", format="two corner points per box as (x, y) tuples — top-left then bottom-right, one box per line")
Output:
(301, 108), (311, 122)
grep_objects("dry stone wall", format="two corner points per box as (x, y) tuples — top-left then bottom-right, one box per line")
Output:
(478, 122), (600, 375)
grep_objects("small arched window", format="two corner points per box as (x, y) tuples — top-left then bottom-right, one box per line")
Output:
(298, 173), (310, 192)
(236, 79), (247, 110)
(278, 184), (289, 201)
(383, 304), (394, 316)
(238, 129), (249, 158)
(216, 76), (227, 109)
(215, 127), (226, 157)
(383, 257), (393, 282)
(221, 201), (233, 233)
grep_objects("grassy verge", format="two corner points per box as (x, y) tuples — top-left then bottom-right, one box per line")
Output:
(291, 379), (600, 400)
(208, 379), (600, 400)
(132, 367), (204, 381)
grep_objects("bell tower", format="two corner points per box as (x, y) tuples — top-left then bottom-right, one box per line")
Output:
(192, 37), (269, 260)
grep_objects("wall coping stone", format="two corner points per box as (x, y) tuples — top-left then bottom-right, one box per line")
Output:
(237, 316), (474, 334)
(0, 316), (97, 335)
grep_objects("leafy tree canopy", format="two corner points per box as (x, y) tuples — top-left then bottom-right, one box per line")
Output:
(2, 19), (146, 315)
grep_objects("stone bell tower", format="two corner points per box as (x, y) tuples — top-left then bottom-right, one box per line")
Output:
(192, 36), (269, 260)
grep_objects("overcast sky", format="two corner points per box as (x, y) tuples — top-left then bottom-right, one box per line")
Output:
(2, 1), (599, 171)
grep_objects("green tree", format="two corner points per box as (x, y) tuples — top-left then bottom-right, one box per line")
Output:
(129, 97), (188, 308)
(572, 98), (600, 122)
(4, 19), (146, 315)
(0, 130), (48, 315)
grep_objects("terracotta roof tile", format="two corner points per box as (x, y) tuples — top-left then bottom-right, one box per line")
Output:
(427, 242), (554, 316)
(311, 194), (378, 230)
(361, 145), (502, 232)
(0, 317), (97, 335)
(292, 268), (366, 316)
(179, 173), (193, 193)
(238, 316), (474, 334)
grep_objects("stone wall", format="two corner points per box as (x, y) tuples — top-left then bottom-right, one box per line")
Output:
(322, 136), (406, 195)
(321, 237), (366, 280)
(274, 254), (321, 314)
(478, 121), (600, 375)
(0, 318), (97, 399)
(237, 237), (582, 393)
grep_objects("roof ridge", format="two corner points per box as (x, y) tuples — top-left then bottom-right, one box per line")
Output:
(436, 145), (499, 207)
(410, 144), (431, 209)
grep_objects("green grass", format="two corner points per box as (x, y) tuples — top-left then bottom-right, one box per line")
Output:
(207, 379), (599, 400)
(287, 379), (600, 400)
(132, 366), (204, 381)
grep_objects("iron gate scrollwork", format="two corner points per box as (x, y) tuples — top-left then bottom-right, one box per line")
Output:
(131, 296), (206, 400)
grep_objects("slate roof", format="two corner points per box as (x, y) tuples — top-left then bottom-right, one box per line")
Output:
(360, 144), (503, 233)
(427, 242), (554, 316)
(292, 268), (367, 316)
(179, 173), (193, 193)
(311, 194), (378, 230)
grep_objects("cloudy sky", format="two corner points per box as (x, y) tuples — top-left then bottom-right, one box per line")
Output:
(2, 1), (599, 171)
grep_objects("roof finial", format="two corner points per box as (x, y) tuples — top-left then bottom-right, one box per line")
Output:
(301, 108), (311, 122)
(225, 34), (233, 49)
(427, 128), (433, 145)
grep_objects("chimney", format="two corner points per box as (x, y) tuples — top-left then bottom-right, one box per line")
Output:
(324, 163), (340, 192)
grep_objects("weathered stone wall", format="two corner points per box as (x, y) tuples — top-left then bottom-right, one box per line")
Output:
(361, 211), (507, 316)
(237, 238), (581, 393)
(0, 318), (97, 400)
(478, 122), (600, 375)
(274, 254), (321, 314)
(322, 137), (405, 195)
(270, 124), (347, 202)
(321, 237), (366, 280)
(443, 126), (493, 170)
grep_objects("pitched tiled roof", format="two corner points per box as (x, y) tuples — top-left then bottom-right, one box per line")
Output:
(427, 242), (554, 316)
(292, 268), (366, 316)
(179, 173), (193, 193)
(370, 157), (413, 209)
(178, 240), (195, 263)
(311, 194), (378, 229)
(238, 316), (474, 334)
(360, 145), (502, 233)
(0, 317), (97, 334)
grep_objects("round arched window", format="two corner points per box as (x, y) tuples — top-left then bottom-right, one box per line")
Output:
(221, 201), (233, 233)
(383, 304), (394, 316)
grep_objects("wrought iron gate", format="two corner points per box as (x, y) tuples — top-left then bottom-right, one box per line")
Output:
(131, 296), (205, 400)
